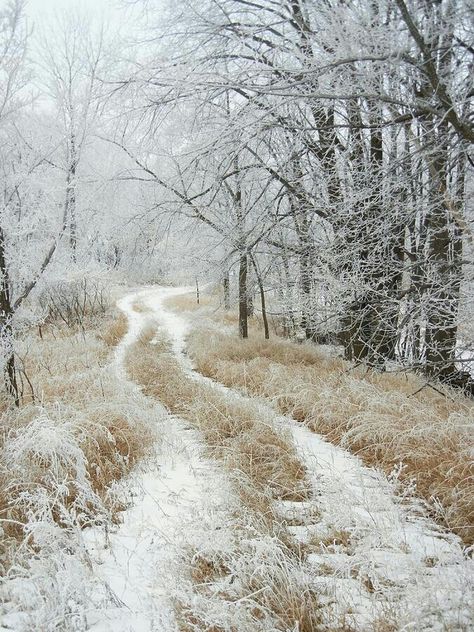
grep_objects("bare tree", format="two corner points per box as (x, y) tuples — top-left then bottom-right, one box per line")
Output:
(38, 10), (105, 260)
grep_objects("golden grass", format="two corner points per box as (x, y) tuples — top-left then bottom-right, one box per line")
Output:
(186, 327), (474, 546)
(0, 308), (153, 555)
(126, 327), (308, 514)
(99, 310), (129, 346)
(175, 541), (325, 632)
(125, 325), (325, 630)
(164, 293), (213, 312)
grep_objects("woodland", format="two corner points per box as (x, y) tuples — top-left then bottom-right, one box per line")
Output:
(0, 1), (473, 630)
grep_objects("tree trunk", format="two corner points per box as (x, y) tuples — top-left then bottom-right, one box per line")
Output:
(66, 133), (78, 260)
(424, 138), (462, 379)
(238, 251), (248, 338)
(0, 227), (19, 405)
(259, 282), (269, 340)
(299, 243), (312, 340)
(250, 254), (269, 340)
(421, 24), (463, 382)
(223, 272), (230, 310)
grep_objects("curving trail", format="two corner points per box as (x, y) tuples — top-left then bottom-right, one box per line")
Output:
(86, 286), (236, 632)
(88, 285), (474, 631)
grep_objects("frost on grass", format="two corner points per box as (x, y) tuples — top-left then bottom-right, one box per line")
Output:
(125, 291), (326, 631)
(0, 307), (156, 630)
(160, 288), (474, 631)
(187, 325), (474, 547)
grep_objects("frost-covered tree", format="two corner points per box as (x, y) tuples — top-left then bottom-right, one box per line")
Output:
(119, 0), (472, 388)
(37, 10), (106, 260)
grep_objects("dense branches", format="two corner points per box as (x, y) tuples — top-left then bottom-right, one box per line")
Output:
(122, 0), (473, 388)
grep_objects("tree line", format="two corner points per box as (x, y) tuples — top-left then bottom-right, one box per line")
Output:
(111, 0), (473, 390)
(0, 0), (473, 402)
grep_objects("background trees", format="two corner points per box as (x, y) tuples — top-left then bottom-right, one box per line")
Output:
(0, 0), (472, 402)
(116, 0), (473, 388)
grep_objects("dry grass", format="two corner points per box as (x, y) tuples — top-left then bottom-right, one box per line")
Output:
(98, 310), (129, 346)
(174, 540), (325, 632)
(164, 292), (279, 337)
(0, 309), (153, 561)
(186, 327), (474, 546)
(125, 324), (326, 630)
(164, 293), (213, 312)
(126, 326), (308, 515)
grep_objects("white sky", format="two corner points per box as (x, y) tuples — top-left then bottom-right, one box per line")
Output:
(24, 0), (154, 53)
(26, 0), (118, 22)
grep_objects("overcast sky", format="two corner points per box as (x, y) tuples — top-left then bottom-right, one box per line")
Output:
(26, 0), (117, 21)
(26, 0), (158, 51)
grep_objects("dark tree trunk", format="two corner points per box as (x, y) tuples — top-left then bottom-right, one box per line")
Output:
(223, 272), (230, 310)
(238, 251), (248, 338)
(421, 25), (463, 381)
(424, 140), (462, 379)
(259, 282), (269, 340)
(250, 254), (269, 340)
(0, 227), (19, 405)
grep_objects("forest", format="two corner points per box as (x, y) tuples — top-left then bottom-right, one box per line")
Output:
(0, 0), (473, 630)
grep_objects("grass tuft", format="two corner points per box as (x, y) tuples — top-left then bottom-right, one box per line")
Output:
(186, 326), (474, 546)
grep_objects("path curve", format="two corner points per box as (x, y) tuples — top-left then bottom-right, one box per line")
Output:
(86, 286), (236, 632)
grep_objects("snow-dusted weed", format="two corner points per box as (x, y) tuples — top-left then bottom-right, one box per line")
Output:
(0, 306), (156, 629)
(187, 326), (474, 547)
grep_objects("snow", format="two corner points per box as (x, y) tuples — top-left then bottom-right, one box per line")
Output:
(85, 424), (236, 631)
(83, 286), (237, 631)
(3, 284), (472, 631)
(134, 285), (474, 631)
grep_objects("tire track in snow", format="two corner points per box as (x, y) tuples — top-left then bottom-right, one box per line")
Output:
(85, 287), (238, 632)
(145, 286), (474, 631)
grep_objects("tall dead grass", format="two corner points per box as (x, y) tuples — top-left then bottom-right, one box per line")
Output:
(164, 293), (213, 312)
(187, 327), (474, 546)
(125, 325), (324, 631)
(0, 309), (153, 563)
(99, 310), (129, 346)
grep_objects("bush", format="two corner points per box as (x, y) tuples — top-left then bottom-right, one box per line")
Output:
(39, 276), (109, 329)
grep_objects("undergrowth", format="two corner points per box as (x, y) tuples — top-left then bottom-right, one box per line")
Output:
(0, 305), (155, 630)
(186, 325), (474, 547)
(125, 322), (325, 632)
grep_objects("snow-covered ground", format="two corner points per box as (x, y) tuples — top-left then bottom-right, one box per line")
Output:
(84, 288), (239, 631)
(134, 286), (474, 630)
(3, 285), (472, 631)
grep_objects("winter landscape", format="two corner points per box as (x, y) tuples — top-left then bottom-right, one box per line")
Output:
(0, 0), (473, 630)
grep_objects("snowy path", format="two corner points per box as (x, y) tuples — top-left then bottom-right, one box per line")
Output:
(85, 288), (237, 632)
(85, 285), (473, 631)
(139, 286), (474, 631)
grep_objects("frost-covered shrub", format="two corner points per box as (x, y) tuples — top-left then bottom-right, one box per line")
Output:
(0, 407), (108, 543)
(39, 276), (110, 328)
(2, 536), (105, 632)
(0, 296), (156, 629)
(0, 408), (110, 630)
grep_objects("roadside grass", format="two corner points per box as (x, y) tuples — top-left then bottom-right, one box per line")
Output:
(98, 310), (128, 345)
(165, 293), (214, 313)
(186, 325), (474, 546)
(125, 323), (326, 631)
(0, 307), (154, 569)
